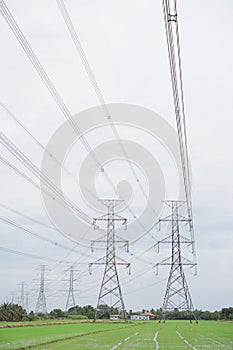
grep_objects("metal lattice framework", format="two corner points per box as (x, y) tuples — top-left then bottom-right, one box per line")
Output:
(89, 199), (130, 321)
(35, 265), (47, 314)
(19, 281), (25, 309)
(65, 266), (77, 311)
(157, 0), (198, 323)
(154, 201), (197, 321)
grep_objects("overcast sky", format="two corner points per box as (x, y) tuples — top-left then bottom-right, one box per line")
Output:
(0, 0), (232, 313)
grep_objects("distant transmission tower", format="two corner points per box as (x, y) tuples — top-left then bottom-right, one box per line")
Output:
(25, 292), (29, 312)
(35, 265), (47, 314)
(89, 199), (130, 321)
(19, 282), (25, 309)
(154, 200), (197, 322)
(65, 266), (77, 311)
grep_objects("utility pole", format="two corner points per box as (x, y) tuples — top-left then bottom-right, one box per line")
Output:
(154, 200), (197, 322)
(35, 265), (47, 314)
(89, 199), (130, 321)
(65, 266), (77, 311)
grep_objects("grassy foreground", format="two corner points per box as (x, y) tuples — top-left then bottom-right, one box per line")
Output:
(0, 320), (232, 349)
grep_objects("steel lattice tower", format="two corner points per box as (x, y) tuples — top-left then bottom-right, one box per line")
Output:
(154, 201), (197, 322)
(25, 292), (29, 312)
(65, 266), (77, 311)
(89, 199), (130, 321)
(19, 282), (25, 309)
(35, 265), (47, 314)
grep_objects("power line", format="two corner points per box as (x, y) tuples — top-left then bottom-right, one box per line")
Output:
(0, 131), (91, 224)
(0, 0), (162, 248)
(0, 201), (98, 250)
(55, 0), (107, 109)
(161, 0), (196, 263)
(0, 246), (74, 263)
(0, 103), (119, 243)
(0, 215), (92, 257)
(0, 100), (74, 178)
(0, 127), (159, 254)
(0, 154), (102, 257)
(0, 100), (116, 218)
(0, 0), (198, 312)
(56, 0), (159, 223)
(124, 278), (166, 296)
(0, 1), (89, 150)
(0, 202), (59, 232)
(0, 0), (118, 197)
(161, 2), (191, 207)
(0, 211), (102, 269)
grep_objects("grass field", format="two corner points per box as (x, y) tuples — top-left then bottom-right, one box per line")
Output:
(0, 320), (232, 349)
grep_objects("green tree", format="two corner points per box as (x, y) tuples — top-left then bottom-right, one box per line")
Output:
(49, 309), (65, 318)
(82, 305), (95, 319)
(220, 307), (233, 320)
(68, 305), (95, 319)
(210, 311), (220, 320)
(28, 310), (37, 321)
(0, 303), (27, 322)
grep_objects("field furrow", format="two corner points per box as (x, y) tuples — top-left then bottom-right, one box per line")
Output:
(0, 320), (232, 350)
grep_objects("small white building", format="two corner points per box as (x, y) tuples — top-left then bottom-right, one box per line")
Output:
(130, 315), (150, 321)
(110, 315), (121, 320)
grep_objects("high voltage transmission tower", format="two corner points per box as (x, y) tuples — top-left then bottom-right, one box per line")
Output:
(89, 199), (130, 321)
(157, 0), (198, 322)
(19, 281), (25, 309)
(154, 201), (197, 322)
(35, 265), (48, 314)
(25, 292), (29, 312)
(65, 266), (77, 311)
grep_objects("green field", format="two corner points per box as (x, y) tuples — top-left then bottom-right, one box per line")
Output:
(0, 320), (232, 349)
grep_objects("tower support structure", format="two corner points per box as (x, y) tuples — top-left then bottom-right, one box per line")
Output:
(19, 281), (25, 309)
(89, 199), (130, 321)
(154, 200), (197, 322)
(65, 266), (77, 311)
(25, 292), (29, 312)
(35, 265), (47, 314)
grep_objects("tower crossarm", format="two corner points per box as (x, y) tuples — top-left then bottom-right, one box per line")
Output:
(91, 233), (129, 252)
(154, 234), (194, 253)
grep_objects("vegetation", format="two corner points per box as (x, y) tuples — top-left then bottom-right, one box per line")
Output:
(156, 307), (233, 321)
(1, 302), (232, 323)
(0, 303), (27, 322)
(67, 305), (95, 319)
(0, 320), (232, 349)
(49, 309), (64, 319)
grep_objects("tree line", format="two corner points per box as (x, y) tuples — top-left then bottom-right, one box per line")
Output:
(0, 302), (232, 322)
(155, 308), (233, 321)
